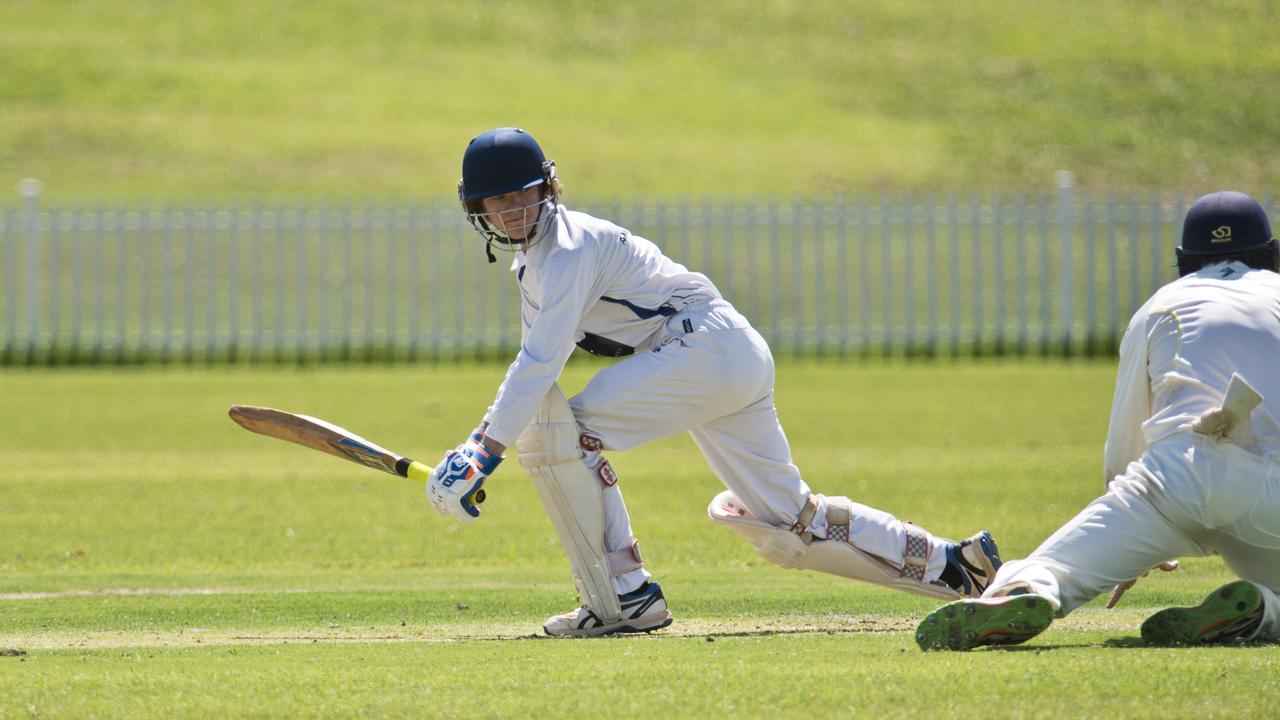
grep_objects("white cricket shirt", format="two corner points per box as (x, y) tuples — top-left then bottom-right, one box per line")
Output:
(1103, 261), (1280, 482)
(481, 206), (721, 446)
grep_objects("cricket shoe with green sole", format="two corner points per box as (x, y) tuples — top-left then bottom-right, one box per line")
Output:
(916, 594), (1054, 651)
(1140, 580), (1264, 646)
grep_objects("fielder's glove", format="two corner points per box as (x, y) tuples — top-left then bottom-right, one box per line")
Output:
(426, 433), (502, 524)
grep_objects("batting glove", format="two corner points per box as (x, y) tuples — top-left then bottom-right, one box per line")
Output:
(426, 436), (502, 524)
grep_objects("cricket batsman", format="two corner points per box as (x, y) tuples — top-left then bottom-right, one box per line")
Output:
(424, 127), (1003, 636)
(916, 190), (1280, 650)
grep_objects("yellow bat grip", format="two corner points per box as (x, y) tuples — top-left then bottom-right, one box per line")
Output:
(405, 460), (434, 484)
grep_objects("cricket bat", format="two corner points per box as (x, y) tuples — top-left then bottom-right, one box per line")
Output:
(227, 405), (485, 504)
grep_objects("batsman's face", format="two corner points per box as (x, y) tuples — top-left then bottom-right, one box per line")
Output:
(480, 185), (544, 242)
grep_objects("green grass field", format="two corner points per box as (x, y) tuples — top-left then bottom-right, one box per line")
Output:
(6, 2), (1280, 716)
(4, 1), (1280, 200)
(3, 359), (1278, 717)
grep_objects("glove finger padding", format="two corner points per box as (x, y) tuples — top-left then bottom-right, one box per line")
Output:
(427, 444), (501, 524)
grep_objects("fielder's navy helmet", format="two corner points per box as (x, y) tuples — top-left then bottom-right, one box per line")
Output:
(1177, 191), (1278, 276)
(458, 127), (549, 201)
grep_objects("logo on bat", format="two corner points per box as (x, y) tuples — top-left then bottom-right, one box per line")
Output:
(333, 438), (390, 471)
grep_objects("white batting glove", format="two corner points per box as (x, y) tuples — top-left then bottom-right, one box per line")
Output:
(426, 435), (502, 524)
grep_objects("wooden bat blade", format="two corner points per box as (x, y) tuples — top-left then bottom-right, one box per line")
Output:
(227, 405), (483, 505)
(228, 404), (406, 477)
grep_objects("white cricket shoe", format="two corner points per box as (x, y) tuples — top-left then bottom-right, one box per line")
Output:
(543, 581), (673, 637)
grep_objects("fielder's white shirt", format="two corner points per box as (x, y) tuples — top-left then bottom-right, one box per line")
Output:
(1103, 261), (1280, 483)
(482, 206), (721, 446)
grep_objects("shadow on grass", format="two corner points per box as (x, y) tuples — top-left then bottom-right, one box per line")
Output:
(1100, 636), (1270, 650)
(956, 637), (1274, 652)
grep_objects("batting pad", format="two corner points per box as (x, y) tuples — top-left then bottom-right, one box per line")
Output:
(517, 384), (624, 622)
(708, 490), (960, 601)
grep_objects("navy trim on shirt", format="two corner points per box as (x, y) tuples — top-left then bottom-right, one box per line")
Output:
(600, 296), (677, 320)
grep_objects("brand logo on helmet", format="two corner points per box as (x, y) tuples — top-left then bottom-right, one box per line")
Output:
(1210, 225), (1233, 243)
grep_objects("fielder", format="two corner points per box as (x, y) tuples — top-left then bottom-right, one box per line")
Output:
(425, 127), (1004, 637)
(916, 190), (1280, 651)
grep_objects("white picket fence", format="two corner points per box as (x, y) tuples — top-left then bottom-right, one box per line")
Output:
(1, 181), (1252, 364)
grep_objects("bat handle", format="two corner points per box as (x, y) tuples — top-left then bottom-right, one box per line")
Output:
(401, 459), (432, 482)
(402, 459), (486, 505)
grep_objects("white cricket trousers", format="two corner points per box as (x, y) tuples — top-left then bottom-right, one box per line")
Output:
(569, 299), (929, 594)
(988, 432), (1280, 641)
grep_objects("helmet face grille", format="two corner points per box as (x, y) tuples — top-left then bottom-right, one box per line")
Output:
(465, 195), (556, 251)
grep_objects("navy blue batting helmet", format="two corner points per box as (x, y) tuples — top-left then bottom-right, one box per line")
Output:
(458, 127), (550, 201)
(1177, 191), (1278, 276)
